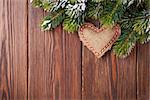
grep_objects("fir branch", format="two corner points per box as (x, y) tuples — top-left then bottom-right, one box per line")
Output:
(63, 15), (85, 32)
(100, 0), (123, 25)
(31, 0), (150, 58)
(119, 14), (150, 22)
(113, 30), (137, 58)
(41, 9), (65, 30)
(92, 0), (104, 2)
(113, 14), (150, 57)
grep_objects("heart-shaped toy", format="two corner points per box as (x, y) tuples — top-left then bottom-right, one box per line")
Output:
(79, 23), (121, 58)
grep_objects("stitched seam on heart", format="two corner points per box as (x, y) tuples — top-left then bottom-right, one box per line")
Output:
(79, 23), (121, 57)
(81, 23), (106, 33)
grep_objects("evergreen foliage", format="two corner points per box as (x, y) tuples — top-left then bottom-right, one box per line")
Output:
(31, 0), (150, 58)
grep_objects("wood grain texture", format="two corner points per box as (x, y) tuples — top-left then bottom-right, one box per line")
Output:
(137, 43), (150, 100)
(28, 4), (81, 100)
(0, 0), (27, 99)
(114, 49), (137, 100)
(82, 43), (149, 100)
(0, 1), (149, 100)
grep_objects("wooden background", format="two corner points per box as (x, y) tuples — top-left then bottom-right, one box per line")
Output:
(0, 0), (149, 100)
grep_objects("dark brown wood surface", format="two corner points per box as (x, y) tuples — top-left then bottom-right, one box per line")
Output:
(0, 1), (149, 100)
(0, 0), (28, 99)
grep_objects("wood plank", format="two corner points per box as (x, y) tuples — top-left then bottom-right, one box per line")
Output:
(0, 0), (28, 99)
(63, 32), (82, 100)
(28, 4), (82, 99)
(115, 49), (137, 100)
(137, 43), (150, 100)
(82, 46), (137, 99)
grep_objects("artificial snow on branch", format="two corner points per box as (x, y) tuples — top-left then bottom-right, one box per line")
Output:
(31, 0), (150, 58)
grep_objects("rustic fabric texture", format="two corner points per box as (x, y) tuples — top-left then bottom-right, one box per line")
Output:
(79, 23), (121, 58)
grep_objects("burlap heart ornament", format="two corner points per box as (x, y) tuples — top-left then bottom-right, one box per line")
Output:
(79, 23), (121, 58)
